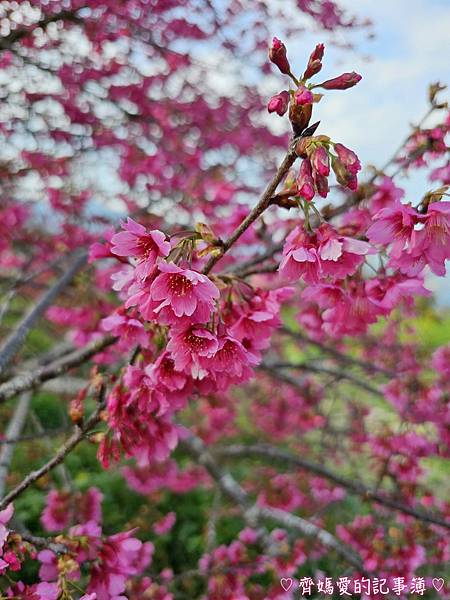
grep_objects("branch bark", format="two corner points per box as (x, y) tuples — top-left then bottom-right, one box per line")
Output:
(202, 147), (298, 275)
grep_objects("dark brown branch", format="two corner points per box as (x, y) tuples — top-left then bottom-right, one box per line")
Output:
(214, 443), (450, 531)
(202, 146), (298, 274)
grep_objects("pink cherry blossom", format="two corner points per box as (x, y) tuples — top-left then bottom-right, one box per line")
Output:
(150, 262), (219, 323)
(413, 201), (450, 275)
(280, 224), (370, 283)
(279, 226), (320, 282)
(366, 201), (419, 258)
(110, 218), (170, 279)
(167, 325), (218, 378)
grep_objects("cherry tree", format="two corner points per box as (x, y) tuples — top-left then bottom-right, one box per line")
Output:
(0, 1), (449, 599)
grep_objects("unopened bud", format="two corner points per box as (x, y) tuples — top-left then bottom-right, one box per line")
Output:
(303, 43), (325, 80)
(334, 143), (361, 175)
(332, 156), (358, 191)
(268, 37), (291, 75)
(318, 71), (362, 90)
(267, 91), (290, 116)
(297, 158), (315, 202)
(311, 145), (330, 177)
(314, 172), (329, 198)
(195, 222), (216, 244)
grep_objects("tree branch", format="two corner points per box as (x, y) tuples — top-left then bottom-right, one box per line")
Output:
(214, 443), (450, 531)
(0, 399), (104, 510)
(0, 335), (115, 404)
(0, 252), (87, 376)
(0, 392), (32, 497)
(280, 327), (395, 377)
(180, 431), (364, 572)
(262, 362), (384, 398)
(202, 146), (298, 275)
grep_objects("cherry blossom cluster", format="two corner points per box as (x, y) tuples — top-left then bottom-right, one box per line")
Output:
(93, 217), (292, 467)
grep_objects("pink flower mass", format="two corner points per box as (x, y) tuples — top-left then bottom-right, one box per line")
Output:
(279, 223), (371, 283)
(0, 6), (449, 599)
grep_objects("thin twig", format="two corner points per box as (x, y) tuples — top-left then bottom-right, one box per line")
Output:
(280, 327), (395, 377)
(262, 362), (384, 398)
(202, 147), (298, 274)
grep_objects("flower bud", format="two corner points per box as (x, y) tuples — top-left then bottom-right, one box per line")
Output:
(297, 159), (315, 201)
(314, 172), (329, 198)
(267, 90), (290, 116)
(303, 43), (325, 79)
(334, 143), (361, 175)
(319, 71), (362, 90)
(331, 156), (358, 191)
(269, 37), (291, 75)
(311, 145), (330, 177)
(294, 85), (313, 106)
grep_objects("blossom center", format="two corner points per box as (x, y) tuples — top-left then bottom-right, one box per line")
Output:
(185, 332), (209, 352)
(168, 273), (193, 297)
(137, 235), (158, 258)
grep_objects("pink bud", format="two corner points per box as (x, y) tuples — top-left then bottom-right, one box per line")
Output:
(334, 143), (361, 175)
(319, 72), (362, 90)
(294, 86), (313, 106)
(314, 172), (329, 198)
(311, 145), (330, 177)
(303, 43), (325, 79)
(267, 91), (290, 116)
(269, 37), (291, 75)
(331, 155), (359, 191)
(297, 159), (315, 201)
